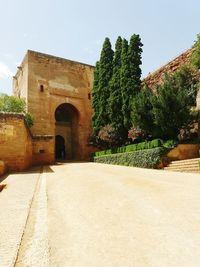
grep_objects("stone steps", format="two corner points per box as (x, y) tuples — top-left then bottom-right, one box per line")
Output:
(164, 158), (200, 173)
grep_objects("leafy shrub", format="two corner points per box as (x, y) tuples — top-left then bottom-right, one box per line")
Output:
(128, 126), (145, 141)
(94, 138), (165, 157)
(117, 146), (126, 153)
(24, 112), (34, 128)
(150, 139), (163, 148)
(125, 144), (137, 152)
(94, 147), (166, 169)
(0, 94), (34, 128)
(163, 139), (178, 148)
(191, 34), (200, 69)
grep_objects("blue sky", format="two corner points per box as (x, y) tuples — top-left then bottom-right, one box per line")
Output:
(0, 0), (199, 95)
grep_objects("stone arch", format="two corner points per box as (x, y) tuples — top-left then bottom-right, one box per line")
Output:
(55, 103), (79, 160)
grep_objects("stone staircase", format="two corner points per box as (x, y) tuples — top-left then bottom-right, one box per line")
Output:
(164, 158), (200, 173)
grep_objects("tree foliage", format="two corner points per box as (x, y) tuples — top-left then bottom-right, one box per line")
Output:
(97, 37), (114, 128)
(91, 34), (143, 147)
(109, 36), (123, 131)
(121, 36), (143, 130)
(131, 66), (198, 140)
(0, 94), (34, 127)
(191, 34), (200, 69)
(0, 94), (26, 112)
(131, 85), (154, 136)
(128, 34), (143, 94)
(120, 38), (130, 130)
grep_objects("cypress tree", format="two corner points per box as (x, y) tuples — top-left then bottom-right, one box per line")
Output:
(92, 61), (100, 134)
(120, 38), (130, 130)
(121, 35), (143, 131)
(128, 34), (143, 94)
(109, 36), (123, 131)
(98, 37), (114, 128)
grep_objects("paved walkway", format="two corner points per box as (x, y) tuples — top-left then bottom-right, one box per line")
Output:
(1, 162), (200, 266)
(0, 167), (41, 267)
(46, 163), (200, 267)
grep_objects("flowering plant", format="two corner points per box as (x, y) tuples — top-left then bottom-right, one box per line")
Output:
(128, 126), (145, 141)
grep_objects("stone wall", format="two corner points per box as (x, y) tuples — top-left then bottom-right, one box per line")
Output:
(166, 144), (200, 161)
(0, 161), (7, 176)
(0, 113), (32, 171)
(32, 136), (54, 165)
(143, 47), (200, 109)
(0, 113), (55, 172)
(143, 48), (194, 88)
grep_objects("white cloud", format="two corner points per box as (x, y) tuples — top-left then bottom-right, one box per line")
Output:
(0, 62), (14, 79)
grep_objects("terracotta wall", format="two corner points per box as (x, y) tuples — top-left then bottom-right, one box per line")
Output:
(0, 113), (32, 171)
(166, 144), (200, 161)
(0, 161), (7, 176)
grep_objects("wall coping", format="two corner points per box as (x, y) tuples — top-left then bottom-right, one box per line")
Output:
(27, 50), (95, 68)
(0, 112), (25, 119)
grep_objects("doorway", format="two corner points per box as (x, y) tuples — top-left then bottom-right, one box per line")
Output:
(55, 135), (66, 159)
(55, 103), (79, 160)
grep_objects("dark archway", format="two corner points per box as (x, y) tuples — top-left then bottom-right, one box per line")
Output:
(55, 103), (79, 160)
(55, 135), (66, 159)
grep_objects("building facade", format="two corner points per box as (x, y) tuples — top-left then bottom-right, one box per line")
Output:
(13, 50), (95, 164)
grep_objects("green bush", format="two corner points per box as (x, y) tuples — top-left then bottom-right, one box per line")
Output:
(150, 138), (163, 148)
(125, 144), (137, 152)
(24, 112), (34, 128)
(163, 139), (178, 149)
(117, 146), (126, 153)
(94, 147), (166, 169)
(94, 138), (166, 157)
(0, 94), (34, 128)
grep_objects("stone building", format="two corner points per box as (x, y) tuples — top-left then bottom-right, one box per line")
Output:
(13, 50), (95, 165)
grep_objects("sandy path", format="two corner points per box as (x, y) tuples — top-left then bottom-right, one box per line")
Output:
(46, 162), (200, 267)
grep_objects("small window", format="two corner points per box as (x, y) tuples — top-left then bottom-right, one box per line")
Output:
(88, 93), (91, 100)
(39, 149), (45, 154)
(40, 85), (44, 92)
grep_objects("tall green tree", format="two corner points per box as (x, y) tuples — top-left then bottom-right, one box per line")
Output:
(120, 38), (130, 130)
(128, 34), (143, 94)
(121, 35), (143, 130)
(109, 36), (124, 131)
(92, 61), (100, 134)
(98, 37), (114, 128)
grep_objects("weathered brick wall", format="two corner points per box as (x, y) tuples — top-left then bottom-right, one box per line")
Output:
(143, 48), (194, 87)
(143, 47), (200, 109)
(0, 160), (7, 176)
(0, 113), (32, 171)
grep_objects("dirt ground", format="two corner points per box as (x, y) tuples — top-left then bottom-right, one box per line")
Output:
(45, 162), (200, 267)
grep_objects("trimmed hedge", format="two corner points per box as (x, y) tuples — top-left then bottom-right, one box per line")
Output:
(94, 138), (163, 157)
(94, 147), (166, 169)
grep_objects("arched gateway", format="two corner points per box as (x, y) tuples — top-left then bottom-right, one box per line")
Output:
(55, 103), (79, 160)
